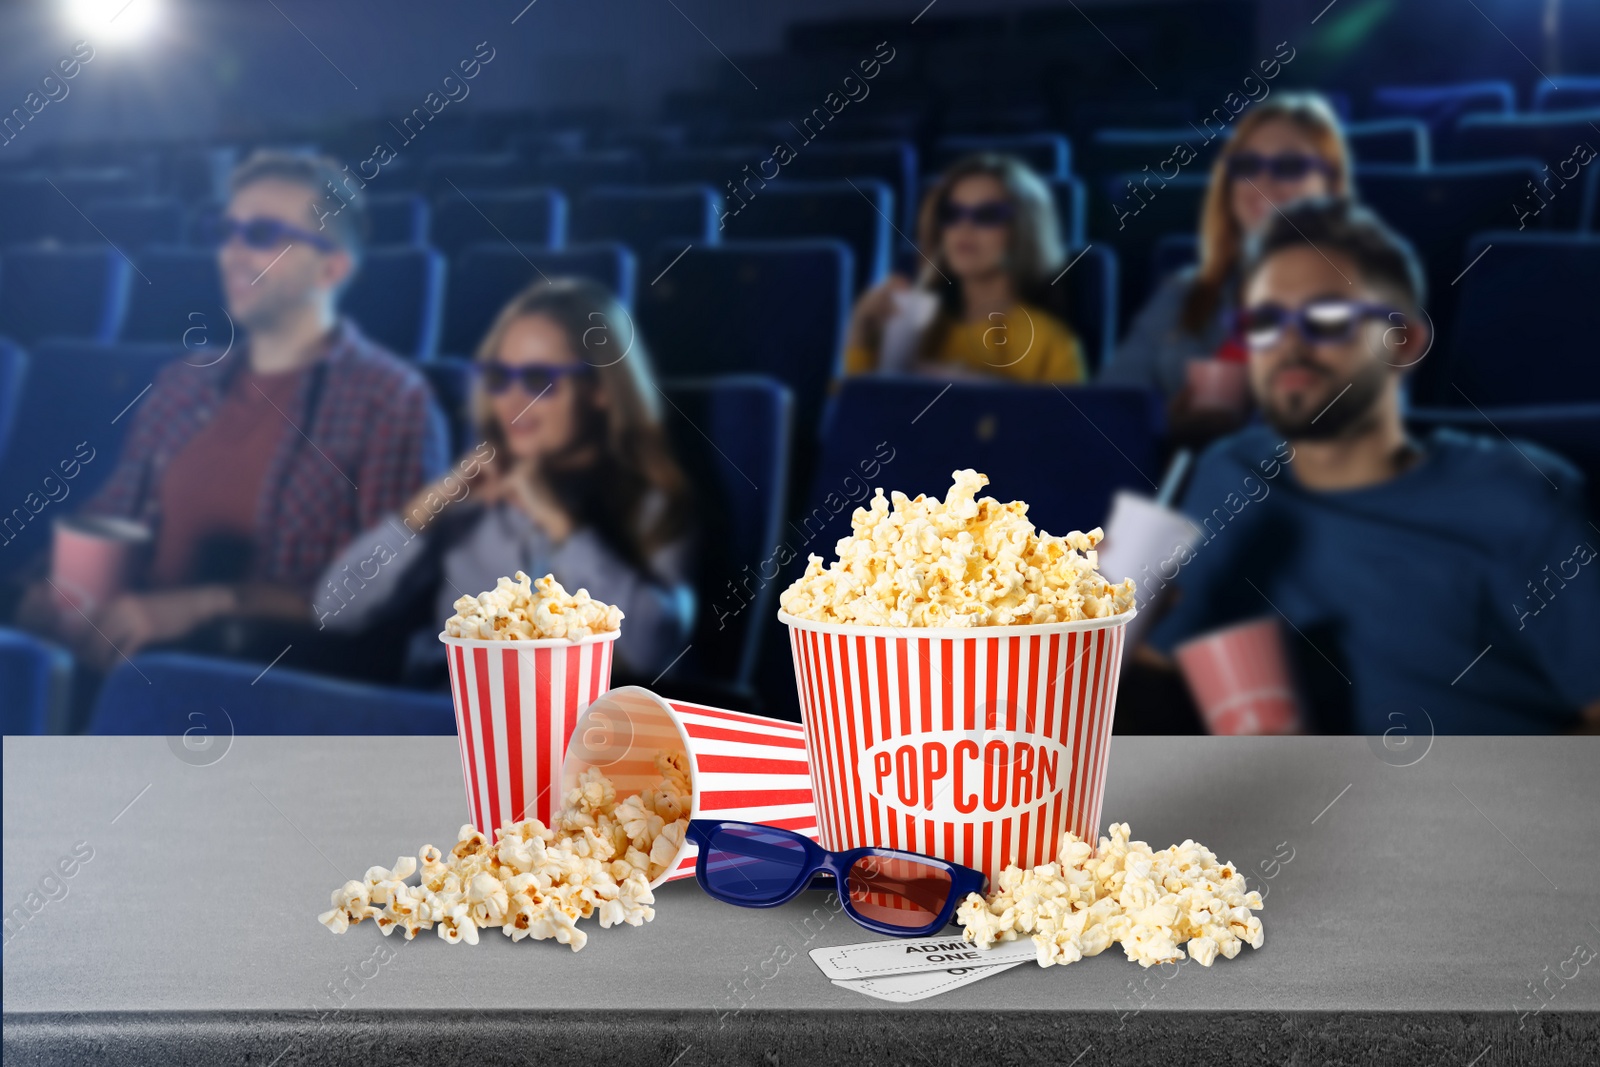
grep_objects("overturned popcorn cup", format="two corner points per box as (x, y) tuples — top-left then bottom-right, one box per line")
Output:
(779, 610), (1136, 884)
(440, 629), (619, 836)
(561, 685), (818, 888)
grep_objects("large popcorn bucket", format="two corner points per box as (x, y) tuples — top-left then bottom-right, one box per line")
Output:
(440, 630), (619, 836)
(779, 611), (1136, 884)
(562, 685), (818, 888)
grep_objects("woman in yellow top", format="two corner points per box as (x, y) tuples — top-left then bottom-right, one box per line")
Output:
(844, 153), (1086, 383)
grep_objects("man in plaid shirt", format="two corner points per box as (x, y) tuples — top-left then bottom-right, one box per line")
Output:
(20, 151), (447, 670)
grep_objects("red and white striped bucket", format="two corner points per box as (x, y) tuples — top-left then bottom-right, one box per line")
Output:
(779, 611), (1135, 883)
(440, 629), (619, 836)
(562, 686), (818, 888)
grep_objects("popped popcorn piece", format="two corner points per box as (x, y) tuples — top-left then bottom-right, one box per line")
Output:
(317, 752), (690, 952)
(778, 471), (1136, 628)
(958, 823), (1266, 971)
(444, 571), (624, 641)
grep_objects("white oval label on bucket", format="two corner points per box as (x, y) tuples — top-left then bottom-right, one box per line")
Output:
(858, 730), (1074, 822)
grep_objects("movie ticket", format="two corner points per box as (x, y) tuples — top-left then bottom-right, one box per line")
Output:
(833, 962), (1026, 1002)
(809, 935), (1038, 980)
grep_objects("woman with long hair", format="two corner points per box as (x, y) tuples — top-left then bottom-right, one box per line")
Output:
(844, 153), (1086, 382)
(313, 278), (695, 681)
(1103, 94), (1350, 424)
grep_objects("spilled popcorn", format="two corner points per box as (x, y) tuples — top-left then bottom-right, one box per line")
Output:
(445, 570), (623, 641)
(318, 752), (690, 951)
(779, 469), (1136, 628)
(957, 823), (1264, 969)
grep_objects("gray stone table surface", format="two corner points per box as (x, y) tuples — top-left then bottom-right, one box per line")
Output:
(4, 734), (1598, 1066)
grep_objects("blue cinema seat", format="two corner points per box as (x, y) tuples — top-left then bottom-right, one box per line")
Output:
(366, 192), (430, 246)
(340, 246), (447, 359)
(720, 179), (893, 293)
(0, 628), (73, 735)
(88, 651), (455, 734)
(658, 376), (792, 690)
(930, 132), (1072, 178)
(0, 246), (132, 346)
(1447, 233), (1600, 407)
(637, 239), (851, 444)
(440, 242), (636, 356)
(431, 187), (567, 257)
(569, 185), (723, 251)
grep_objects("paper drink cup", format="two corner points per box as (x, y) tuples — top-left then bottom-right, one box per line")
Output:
(1186, 358), (1250, 413)
(1096, 490), (1202, 658)
(779, 610), (1136, 883)
(439, 629), (619, 836)
(1174, 616), (1304, 735)
(562, 685), (818, 888)
(50, 515), (151, 619)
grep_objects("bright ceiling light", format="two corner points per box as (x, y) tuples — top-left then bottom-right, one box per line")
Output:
(64, 0), (161, 43)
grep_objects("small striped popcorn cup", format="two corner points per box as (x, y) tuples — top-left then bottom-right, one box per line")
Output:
(440, 629), (619, 836)
(779, 610), (1136, 884)
(1174, 616), (1305, 736)
(561, 686), (818, 888)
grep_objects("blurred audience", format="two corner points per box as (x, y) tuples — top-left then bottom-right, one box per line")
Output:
(14, 151), (447, 669)
(845, 153), (1086, 383)
(1103, 94), (1350, 446)
(1141, 197), (1600, 734)
(313, 279), (696, 682)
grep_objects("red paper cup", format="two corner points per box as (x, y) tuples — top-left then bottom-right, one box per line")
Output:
(562, 685), (817, 888)
(1174, 617), (1304, 735)
(51, 515), (151, 617)
(439, 629), (619, 836)
(779, 610), (1135, 883)
(1186, 358), (1250, 414)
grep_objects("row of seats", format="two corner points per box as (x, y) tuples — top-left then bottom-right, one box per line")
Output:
(6, 225), (1597, 421)
(7, 369), (1598, 732)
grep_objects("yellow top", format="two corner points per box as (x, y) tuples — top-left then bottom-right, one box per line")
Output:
(845, 301), (1087, 383)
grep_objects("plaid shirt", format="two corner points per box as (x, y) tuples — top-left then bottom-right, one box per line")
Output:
(83, 319), (448, 594)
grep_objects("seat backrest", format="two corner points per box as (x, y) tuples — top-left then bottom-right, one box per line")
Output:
(417, 356), (473, 455)
(0, 337), (22, 466)
(118, 246), (223, 343)
(931, 133), (1072, 179)
(0, 340), (179, 567)
(1354, 162), (1547, 345)
(720, 179), (892, 293)
(367, 193), (430, 246)
(534, 150), (647, 191)
(791, 379), (1163, 592)
(1534, 76), (1600, 113)
(440, 242), (636, 356)
(1369, 81), (1514, 134)
(1097, 172), (1207, 329)
(780, 141), (921, 231)
(84, 196), (186, 251)
(1345, 119), (1431, 167)
(1048, 176), (1087, 250)
(88, 651), (455, 734)
(339, 246), (446, 359)
(1448, 233), (1600, 406)
(1406, 404), (1600, 518)
(1444, 109), (1600, 170)
(430, 187), (567, 257)
(570, 185), (722, 249)
(660, 375), (792, 687)
(1085, 128), (1223, 185)
(0, 627), (72, 735)
(419, 153), (531, 195)
(637, 240), (850, 446)
(0, 245), (132, 347)
(1039, 243), (1118, 375)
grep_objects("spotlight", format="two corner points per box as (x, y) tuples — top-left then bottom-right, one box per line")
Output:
(64, 0), (160, 43)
